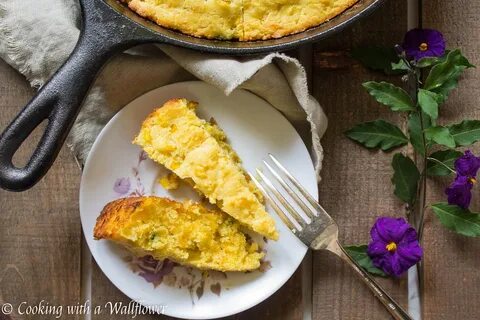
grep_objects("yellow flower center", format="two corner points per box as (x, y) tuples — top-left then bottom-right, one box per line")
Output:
(419, 42), (428, 51)
(469, 177), (477, 184)
(386, 242), (397, 252)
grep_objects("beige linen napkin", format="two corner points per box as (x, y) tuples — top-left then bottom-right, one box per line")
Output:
(0, 0), (327, 179)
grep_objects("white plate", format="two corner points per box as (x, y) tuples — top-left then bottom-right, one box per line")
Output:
(80, 81), (317, 319)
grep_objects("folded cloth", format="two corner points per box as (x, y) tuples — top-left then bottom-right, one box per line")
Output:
(0, 0), (327, 179)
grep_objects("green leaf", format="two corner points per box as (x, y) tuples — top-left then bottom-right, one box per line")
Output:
(363, 81), (415, 112)
(424, 49), (474, 91)
(344, 245), (387, 277)
(391, 153), (420, 204)
(426, 150), (462, 176)
(449, 120), (480, 146)
(429, 49), (474, 68)
(416, 51), (451, 68)
(431, 77), (459, 103)
(408, 113), (424, 155)
(345, 120), (408, 151)
(431, 203), (480, 237)
(417, 89), (440, 120)
(408, 112), (431, 156)
(455, 53), (476, 68)
(351, 46), (405, 75)
(424, 126), (455, 148)
(429, 50), (474, 102)
(391, 60), (409, 71)
(416, 56), (442, 68)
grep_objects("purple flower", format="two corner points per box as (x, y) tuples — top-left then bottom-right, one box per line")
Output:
(454, 150), (480, 178)
(402, 28), (445, 60)
(113, 177), (131, 195)
(367, 217), (422, 277)
(446, 175), (473, 209)
(445, 150), (480, 209)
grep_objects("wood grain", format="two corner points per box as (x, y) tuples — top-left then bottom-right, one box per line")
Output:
(422, 1), (480, 319)
(0, 60), (82, 319)
(311, 0), (409, 319)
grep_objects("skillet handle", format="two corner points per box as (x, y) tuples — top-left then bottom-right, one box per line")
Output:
(0, 30), (123, 191)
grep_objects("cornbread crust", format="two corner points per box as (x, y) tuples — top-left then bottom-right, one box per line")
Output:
(94, 197), (264, 272)
(121, 0), (359, 41)
(133, 98), (278, 240)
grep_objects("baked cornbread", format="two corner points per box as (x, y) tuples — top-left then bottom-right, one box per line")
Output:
(94, 197), (264, 272)
(133, 98), (279, 240)
(122, 0), (243, 40)
(242, 0), (359, 41)
(120, 0), (358, 41)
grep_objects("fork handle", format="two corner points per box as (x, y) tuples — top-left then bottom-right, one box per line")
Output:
(329, 240), (413, 320)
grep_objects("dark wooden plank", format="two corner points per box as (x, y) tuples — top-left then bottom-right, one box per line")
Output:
(312, 0), (409, 319)
(422, 1), (480, 319)
(226, 270), (303, 320)
(0, 60), (82, 319)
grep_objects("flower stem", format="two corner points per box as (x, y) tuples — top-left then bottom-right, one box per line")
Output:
(417, 102), (428, 241)
(406, 65), (428, 241)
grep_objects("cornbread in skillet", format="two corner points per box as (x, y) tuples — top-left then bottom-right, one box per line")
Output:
(94, 196), (264, 272)
(242, 0), (360, 41)
(121, 0), (243, 40)
(133, 98), (279, 240)
(121, 0), (359, 41)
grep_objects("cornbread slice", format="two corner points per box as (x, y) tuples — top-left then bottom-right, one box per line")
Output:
(94, 197), (264, 272)
(133, 98), (279, 240)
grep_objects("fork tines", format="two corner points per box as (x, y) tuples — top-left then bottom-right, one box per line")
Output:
(249, 154), (320, 233)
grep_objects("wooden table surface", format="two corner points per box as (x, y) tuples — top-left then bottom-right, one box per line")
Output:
(0, 1), (479, 319)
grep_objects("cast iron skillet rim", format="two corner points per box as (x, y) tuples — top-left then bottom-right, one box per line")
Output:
(105, 0), (386, 54)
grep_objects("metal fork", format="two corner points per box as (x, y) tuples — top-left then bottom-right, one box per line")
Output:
(250, 154), (412, 320)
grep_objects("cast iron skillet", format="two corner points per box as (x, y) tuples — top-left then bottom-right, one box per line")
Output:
(0, 0), (383, 191)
